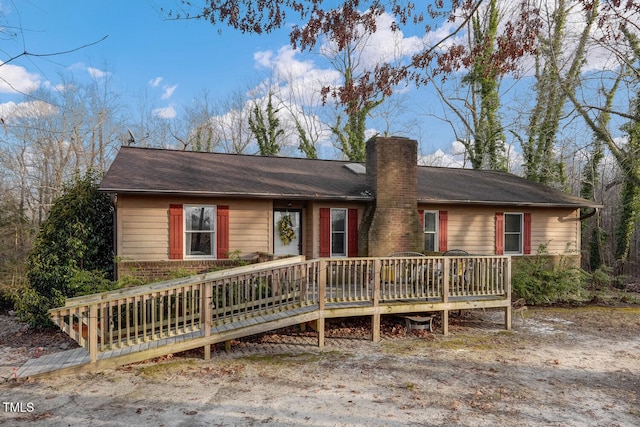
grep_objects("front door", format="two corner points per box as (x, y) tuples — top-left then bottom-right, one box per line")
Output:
(274, 209), (302, 255)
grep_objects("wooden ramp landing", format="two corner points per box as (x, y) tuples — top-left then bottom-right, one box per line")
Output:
(18, 305), (320, 378)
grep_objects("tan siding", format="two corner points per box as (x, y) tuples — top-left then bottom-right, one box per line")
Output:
(118, 193), (581, 263)
(228, 202), (271, 255)
(117, 195), (272, 261)
(446, 206), (496, 255)
(118, 196), (168, 261)
(531, 209), (580, 254)
(307, 202), (319, 259)
(419, 205), (581, 256)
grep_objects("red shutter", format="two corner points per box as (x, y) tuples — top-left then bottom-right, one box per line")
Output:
(169, 204), (183, 259)
(216, 205), (229, 259)
(495, 212), (504, 255)
(438, 211), (448, 252)
(348, 208), (359, 257)
(319, 208), (331, 257)
(418, 209), (424, 227)
(523, 212), (532, 255)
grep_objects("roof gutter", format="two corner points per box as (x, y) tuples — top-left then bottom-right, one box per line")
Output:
(97, 188), (375, 202)
(418, 199), (603, 209)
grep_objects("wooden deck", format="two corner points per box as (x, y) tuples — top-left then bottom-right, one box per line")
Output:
(25, 255), (512, 378)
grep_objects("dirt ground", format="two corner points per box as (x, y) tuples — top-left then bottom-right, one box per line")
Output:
(1, 305), (639, 427)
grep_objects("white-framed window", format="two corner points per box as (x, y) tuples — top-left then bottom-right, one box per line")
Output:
(424, 210), (439, 252)
(331, 208), (347, 257)
(185, 205), (216, 258)
(504, 213), (523, 254)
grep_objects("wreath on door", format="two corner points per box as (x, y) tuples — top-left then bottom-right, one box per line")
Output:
(277, 214), (296, 246)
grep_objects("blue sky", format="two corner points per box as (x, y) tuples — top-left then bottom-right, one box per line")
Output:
(0, 1), (623, 167)
(1, 0), (467, 161)
(3, 1), (283, 113)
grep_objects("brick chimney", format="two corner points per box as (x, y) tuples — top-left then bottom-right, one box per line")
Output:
(359, 136), (424, 256)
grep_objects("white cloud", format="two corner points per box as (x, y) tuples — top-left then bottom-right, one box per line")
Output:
(420, 141), (468, 168)
(161, 84), (178, 100)
(152, 106), (177, 119)
(87, 67), (109, 79)
(149, 77), (163, 87)
(0, 63), (40, 94)
(254, 45), (341, 107)
(0, 100), (57, 119)
(253, 51), (273, 68)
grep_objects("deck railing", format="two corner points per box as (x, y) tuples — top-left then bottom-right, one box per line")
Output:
(322, 256), (510, 302)
(49, 255), (510, 363)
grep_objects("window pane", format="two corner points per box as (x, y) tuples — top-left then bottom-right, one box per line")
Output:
(505, 214), (521, 233)
(505, 234), (521, 253)
(331, 210), (346, 231)
(187, 232), (213, 256)
(332, 233), (345, 255)
(424, 212), (436, 232)
(425, 233), (436, 252)
(187, 207), (214, 231)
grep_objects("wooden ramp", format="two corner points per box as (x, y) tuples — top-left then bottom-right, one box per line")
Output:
(33, 254), (512, 378)
(18, 305), (320, 378)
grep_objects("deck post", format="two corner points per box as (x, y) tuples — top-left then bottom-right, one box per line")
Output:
(371, 312), (381, 342)
(442, 310), (449, 336)
(317, 317), (325, 348)
(504, 257), (512, 330)
(318, 259), (327, 347)
(88, 304), (98, 363)
(442, 257), (450, 336)
(202, 281), (212, 360)
(371, 259), (381, 342)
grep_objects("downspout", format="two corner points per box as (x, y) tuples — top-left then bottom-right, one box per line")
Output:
(111, 194), (118, 280)
(579, 207), (598, 221)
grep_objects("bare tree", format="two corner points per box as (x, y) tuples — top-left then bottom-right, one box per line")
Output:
(166, 91), (221, 152)
(210, 87), (255, 154)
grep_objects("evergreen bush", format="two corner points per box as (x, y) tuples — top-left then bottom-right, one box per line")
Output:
(18, 171), (116, 328)
(512, 245), (587, 305)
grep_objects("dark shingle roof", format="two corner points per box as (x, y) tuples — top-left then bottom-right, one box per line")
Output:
(99, 147), (600, 208)
(99, 147), (369, 200)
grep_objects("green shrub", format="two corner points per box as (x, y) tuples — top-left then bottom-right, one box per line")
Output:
(0, 281), (26, 311)
(15, 286), (65, 329)
(512, 246), (588, 305)
(22, 171), (114, 328)
(168, 268), (193, 279)
(589, 266), (614, 289)
(69, 269), (121, 296)
(117, 274), (146, 288)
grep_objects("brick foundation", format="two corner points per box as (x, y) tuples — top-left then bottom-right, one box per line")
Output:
(116, 259), (251, 283)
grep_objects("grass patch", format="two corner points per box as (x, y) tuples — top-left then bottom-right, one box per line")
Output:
(136, 359), (197, 378)
(380, 330), (529, 356)
(533, 306), (640, 330)
(588, 287), (639, 306)
(435, 335), (501, 351)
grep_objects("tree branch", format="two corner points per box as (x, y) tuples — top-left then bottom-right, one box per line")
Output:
(1, 35), (109, 67)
